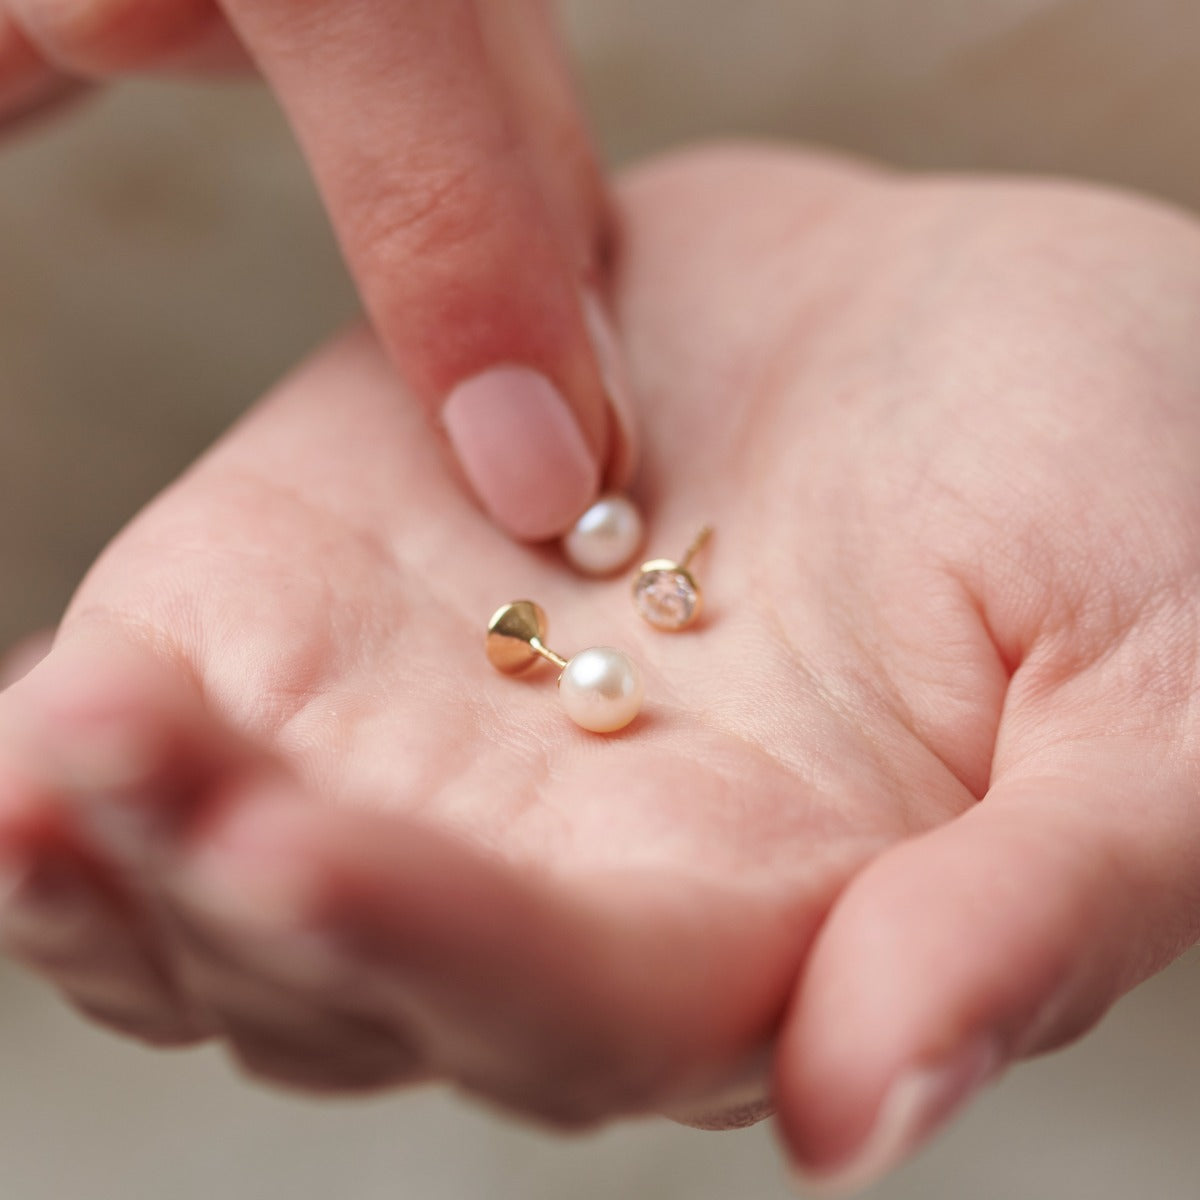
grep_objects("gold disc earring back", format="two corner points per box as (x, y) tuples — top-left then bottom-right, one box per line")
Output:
(485, 601), (567, 674)
(633, 525), (711, 631)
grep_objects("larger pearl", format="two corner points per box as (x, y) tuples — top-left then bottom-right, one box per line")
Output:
(562, 495), (644, 576)
(558, 647), (643, 733)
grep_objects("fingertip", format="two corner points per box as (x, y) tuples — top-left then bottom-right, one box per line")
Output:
(770, 827), (999, 1178)
(0, 629), (54, 689)
(442, 364), (599, 540)
(772, 785), (1138, 1185)
(0, 632), (263, 856)
(174, 789), (320, 927)
(175, 796), (460, 943)
(780, 1035), (1003, 1192)
(9, 633), (174, 720)
(14, 640), (202, 779)
(0, 719), (69, 857)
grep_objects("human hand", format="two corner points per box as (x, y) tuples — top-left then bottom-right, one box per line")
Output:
(5, 144), (1200, 1189)
(0, 0), (629, 539)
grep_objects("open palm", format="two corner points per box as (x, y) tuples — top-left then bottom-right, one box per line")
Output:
(5, 146), (1200, 1188)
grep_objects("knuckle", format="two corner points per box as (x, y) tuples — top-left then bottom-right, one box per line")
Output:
(346, 161), (494, 298)
(16, 0), (216, 74)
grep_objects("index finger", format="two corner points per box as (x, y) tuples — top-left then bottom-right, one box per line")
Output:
(216, 0), (617, 539)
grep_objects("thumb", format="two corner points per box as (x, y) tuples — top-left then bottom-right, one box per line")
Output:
(775, 739), (1200, 1191)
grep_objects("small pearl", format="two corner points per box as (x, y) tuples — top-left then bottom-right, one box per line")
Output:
(563, 495), (644, 576)
(558, 647), (643, 733)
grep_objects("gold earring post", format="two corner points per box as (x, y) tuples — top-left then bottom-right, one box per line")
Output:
(679, 524), (713, 570)
(529, 638), (568, 671)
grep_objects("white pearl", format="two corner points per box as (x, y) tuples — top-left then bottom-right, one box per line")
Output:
(558, 647), (643, 733)
(562, 495), (644, 576)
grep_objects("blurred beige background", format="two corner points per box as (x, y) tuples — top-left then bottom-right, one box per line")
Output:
(4, 2), (1200, 1196)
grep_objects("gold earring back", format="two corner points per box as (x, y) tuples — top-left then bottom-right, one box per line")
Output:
(485, 601), (568, 674)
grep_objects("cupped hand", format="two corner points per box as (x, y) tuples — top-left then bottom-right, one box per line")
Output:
(6, 145), (1200, 1189)
(1, 0), (630, 538)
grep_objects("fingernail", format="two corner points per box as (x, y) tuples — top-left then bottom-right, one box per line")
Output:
(442, 365), (599, 541)
(801, 1036), (1003, 1194)
(179, 808), (311, 930)
(172, 807), (353, 991)
(581, 289), (638, 487)
(49, 718), (176, 853)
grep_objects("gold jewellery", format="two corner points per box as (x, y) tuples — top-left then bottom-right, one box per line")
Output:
(486, 523), (712, 735)
(633, 525), (711, 631)
(486, 601), (644, 733)
(562, 494), (645, 576)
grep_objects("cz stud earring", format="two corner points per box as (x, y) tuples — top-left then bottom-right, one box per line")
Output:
(486, 601), (644, 733)
(562, 494), (645, 576)
(633, 525), (712, 631)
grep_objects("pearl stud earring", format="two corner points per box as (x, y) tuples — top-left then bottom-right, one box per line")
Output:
(633, 525), (712, 632)
(562, 494), (645, 576)
(486, 601), (644, 733)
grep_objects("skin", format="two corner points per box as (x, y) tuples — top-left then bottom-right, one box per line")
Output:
(0, 0), (632, 537)
(4, 145), (1200, 1188)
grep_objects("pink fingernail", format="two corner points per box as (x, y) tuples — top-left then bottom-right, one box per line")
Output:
(802, 1036), (1003, 1194)
(442, 365), (599, 541)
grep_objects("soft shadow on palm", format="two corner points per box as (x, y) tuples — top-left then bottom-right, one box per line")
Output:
(11, 146), (1200, 1163)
